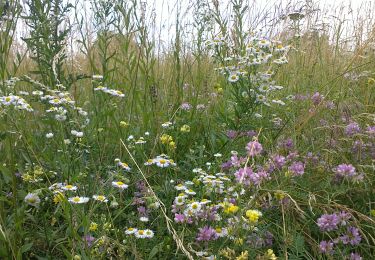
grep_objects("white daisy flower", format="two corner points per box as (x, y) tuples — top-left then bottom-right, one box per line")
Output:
(49, 98), (62, 105)
(92, 75), (104, 80)
(32, 90), (44, 96)
(71, 130), (84, 137)
(161, 121), (173, 128)
(68, 196), (89, 204)
(215, 227), (228, 237)
(188, 202), (202, 213)
(185, 189), (196, 196)
(272, 99), (285, 105)
(258, 39), (271, 48)
(46, 133), (54, 139)
(62, 184), (78, 191)
(93, 195), (108, 202)
(117, 161), (131, 171)
(135, 229), (147, 239)
(200, 199), (211, 205)
(139, 216), (149, 222)
(144, 229), (154, 238)
(135, 137), (146, 144)
(256, 94), (267, 103)
(24, 193), (41, 207)
(174, 196), (186, 206)
(144, 159), (155, 166)
(155, 158), (170, 168)
(175, 184), (187, 191)
(125, 227), (137, 235)
(228, 73), (239, 83)
(112, 181), (128, 190)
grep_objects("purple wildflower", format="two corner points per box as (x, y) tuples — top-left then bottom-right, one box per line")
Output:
(319, 240), (334, 254)
(326, 100), (335, 109)
(272, 154), (286, 169)
(334, 164), (356, 178)
(196, 226), (218, 242)
(174, 213), (185, 223)
(366, 126), (375, 137)
(83, 235), (95, 247)
(320, 119), (328, 126)
(226, 130), (238, 139)
(341, 227), (361, 245)
(246, 140), (263, 157)
(317, 214), (339, 232)
(245, 130), (257, 138)
(234, 167), (253, 186)
(338, 211), (351, 226)
(311, 92), (324, 106)
(221, 160), (233, 171)
(230, 154), (246, 167)
(350, 252), (362, 260)
(252, 170), (270, 185)
(288, 161), (305, 176)
(180, 102), (192, 111)
(294, 94), (309, 101)
(137, 206), (148, 217)
(279, 138), (294, 151)
(345, 122), (361, 136)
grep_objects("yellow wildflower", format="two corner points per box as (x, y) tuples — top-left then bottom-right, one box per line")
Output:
(180, 124), (190, 133)
(169, 141), (176, 149)
(160, 134), (173, 144)
(236, 250), (248, 260)
(89, 222), (98, 232)
(245, 209), (262, 224)
(223, 202), (239, 214)
(120, 121), (129, 128)
(53, 192), (65, 204)
(274, 191), (285, 200)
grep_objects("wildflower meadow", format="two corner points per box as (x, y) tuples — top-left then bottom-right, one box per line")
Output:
(0, 0), (374, 259)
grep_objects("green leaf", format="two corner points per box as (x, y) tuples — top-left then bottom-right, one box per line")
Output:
(19, 242), (33, 254)
(148, 243), (162, 260)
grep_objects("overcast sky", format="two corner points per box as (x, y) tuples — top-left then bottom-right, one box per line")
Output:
(14, 0), (374, 50)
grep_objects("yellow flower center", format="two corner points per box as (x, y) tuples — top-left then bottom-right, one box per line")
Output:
(28, 197), (36, 203)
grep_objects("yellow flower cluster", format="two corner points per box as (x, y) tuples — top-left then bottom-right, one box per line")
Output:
(245, 209), (262, 224)
(222, 202), (239, 214)
(274, 191), (285, 200)
(21, 166), (45, 183)
(119, 121), (129, 128)
(89, 222), (98, 231)
(53, 192), (65, 204)
(160, 134), (176, 149)
(180, 124), (190, 133)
